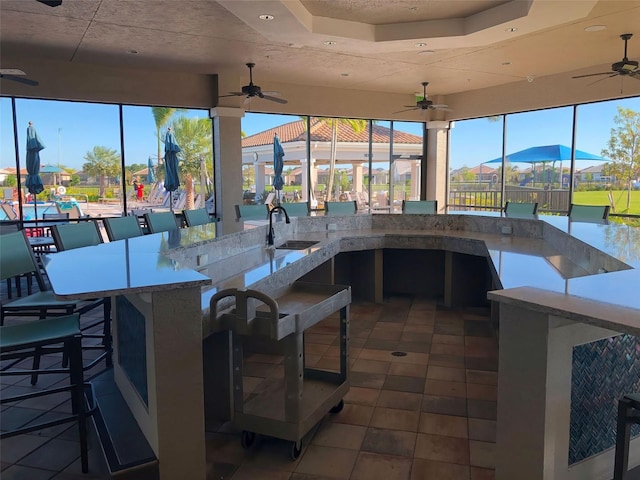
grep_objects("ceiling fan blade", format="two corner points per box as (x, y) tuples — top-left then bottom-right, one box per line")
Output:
(261, 91), (281, 96)
(0, 74), (38, 86)
(572, 72), (614, 79)
(262, 95), (288, 104)
(433, 106), (454, 112)
(392, 107), (419, 114)
(586, 74), (618, 87)
(629, 72), (640, 81)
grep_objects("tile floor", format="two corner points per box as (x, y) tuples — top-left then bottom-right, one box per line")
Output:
(1, 279), (498, 480)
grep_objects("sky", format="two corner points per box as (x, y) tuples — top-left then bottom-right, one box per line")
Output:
(1, 96), (639, 173)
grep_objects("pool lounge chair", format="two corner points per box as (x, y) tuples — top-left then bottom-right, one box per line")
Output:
(568, 203), (610, 221)
(402, 200), (437, 214)
(504, 201), (538, 217)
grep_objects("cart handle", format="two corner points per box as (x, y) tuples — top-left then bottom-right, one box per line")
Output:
(240, 289), (280, 323)
(209, 288), (238, 319)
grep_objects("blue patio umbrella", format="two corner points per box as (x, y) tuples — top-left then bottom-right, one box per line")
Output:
(147, 157), (156, 184)
(272, 133), (285, 205)
(163, 127), (181, 210)
(26, 122), (45, 222)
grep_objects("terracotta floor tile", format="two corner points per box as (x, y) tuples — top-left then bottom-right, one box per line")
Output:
(383, 375), (425, 394)
(424, 379), (467, 398)
(469, 440), (496, 469)
(432, 334), (465, 346)
(389, 352), (429, 366)
(464, 345), (498, 358)
(377, 390), (422, 411)
(464, 337), (497, 348)
(388, 363), (427, 378)
(418, 412), (468, 438)
(428, 354), (465, 369)
(351, 359), (391, 375)
(305, 343), (332, 356)
(430, 344), (465, 356)
(350, 372), (386, 389)
(470, 466), (496, 480)
(468, 418), (497, 443)
(330, 404), (374, 427)
(465, 370), (498, 386)
(350, 452), (413, 480)
(466, 383), (497, 401)
(467, 400), (497, 421)
(361, 427), (417, 457)
(421, 395), (468, 417)
(426, 366), (466, 383)
(231, 464), (290, 479)
(369, 407), (420, 432)
(312, 422), (367, 450)
(414, 433), (470, 465)
(345, 386), (381, 406)
(306, 333), (337, 345)
(411, 458), (470, 480)
(295, 445), (359, 479)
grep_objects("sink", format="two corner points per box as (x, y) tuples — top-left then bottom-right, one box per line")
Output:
(275, 240), (319, 250)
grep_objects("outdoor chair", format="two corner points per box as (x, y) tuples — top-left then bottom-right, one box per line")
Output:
(0, 230), (109, 382)
(504, 201), (538, 217)
(183, 208), (214, 227)
(55, 202), (85, 220)
(278, 202), (309, 217)
(50, 221), (103, 251)
(103, 216), (144, 241)
(0, 314), (92, 473)
(235, 204), (269, 221)
(402, 200), (437, 214)
(144, 211), (179, 233)
(325, 201), (357, 216)
(1, 202), (18, 220)
(568, 203), (610, 221)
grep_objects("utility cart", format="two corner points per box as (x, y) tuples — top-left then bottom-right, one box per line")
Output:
(209, 281), (351, 459)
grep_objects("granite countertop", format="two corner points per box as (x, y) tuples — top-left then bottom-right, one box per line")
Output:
(42, 213), (640, 334)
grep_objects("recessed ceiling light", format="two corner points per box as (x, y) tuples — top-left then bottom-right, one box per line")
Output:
(127, 49), (139, 54)
(418, 50), (435, 56)
(414, 42), (427, 47)
(324, 40), (336, 46)
(584, 25), (606, 32)
(259, 14), (274, 20)
(505, 27), (518, 33)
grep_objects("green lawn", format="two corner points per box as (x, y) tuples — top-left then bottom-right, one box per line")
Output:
(573, 190), (640, 215)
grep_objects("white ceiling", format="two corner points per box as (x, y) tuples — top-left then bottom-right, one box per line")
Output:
(1, 0), (639, 116)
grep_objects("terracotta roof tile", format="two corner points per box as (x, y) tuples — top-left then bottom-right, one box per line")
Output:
(243, 118), (422, 147)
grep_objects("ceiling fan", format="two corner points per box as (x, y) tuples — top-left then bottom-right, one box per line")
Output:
(0, 69), (39, 87)
(393, 82), (451, 114)
(220, 63), (288, 105)
(572, 33), (639, 82)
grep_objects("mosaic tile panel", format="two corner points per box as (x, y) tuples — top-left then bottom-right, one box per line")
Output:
(116, 295), (148, 406)
(570, 334), (640, 464)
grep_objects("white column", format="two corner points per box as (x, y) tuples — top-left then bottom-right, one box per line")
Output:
(210, 107), (244, 235)
(410, 160), (420, 200)
(255, 162), (266, 196)
(353, 162), (364, 193)
(425, 120), (451, 213)
(309, 158), (318, 208)
(300, 158), (308, 202)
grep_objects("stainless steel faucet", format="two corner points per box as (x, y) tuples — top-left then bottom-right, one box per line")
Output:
(267, 205), (290, 246)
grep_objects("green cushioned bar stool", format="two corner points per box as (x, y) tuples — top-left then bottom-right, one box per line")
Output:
(0, 314), (92, 473)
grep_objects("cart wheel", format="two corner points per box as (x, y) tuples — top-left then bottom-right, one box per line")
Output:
(241, 430), (256, 449)
(329, 399), (344, 414)
(290, 441), (302, 460)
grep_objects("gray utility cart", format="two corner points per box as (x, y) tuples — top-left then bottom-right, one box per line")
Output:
(210, 281), (351, 459)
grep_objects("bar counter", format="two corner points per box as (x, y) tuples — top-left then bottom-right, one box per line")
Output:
(41, 213), (640, 480)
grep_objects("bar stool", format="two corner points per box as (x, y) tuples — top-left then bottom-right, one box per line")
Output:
(613, 393), (640, 479)
(0, 314), (92, 473)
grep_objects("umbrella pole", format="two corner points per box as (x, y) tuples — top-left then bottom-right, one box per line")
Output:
(170, 191), (173, 212)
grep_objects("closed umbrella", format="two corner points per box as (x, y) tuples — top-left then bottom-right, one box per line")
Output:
(163, 127), (181, 211)
(272, 133), (285, 205)
(147, 157), (156, 184)
(26, 121), (45, 222)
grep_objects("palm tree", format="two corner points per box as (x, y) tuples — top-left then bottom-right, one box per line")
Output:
(82, 146), (121, 197)
(170, 116), (213, 210)
(304, 117), (368, 202)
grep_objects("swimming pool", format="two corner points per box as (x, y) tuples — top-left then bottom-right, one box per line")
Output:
(1, 202), (60, 220)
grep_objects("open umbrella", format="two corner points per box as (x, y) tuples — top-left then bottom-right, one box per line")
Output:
(26, 122), (45, 222)
(163, 127), (181, 211)
(147, 157), (156, 184)
(272, 133), (284, 205)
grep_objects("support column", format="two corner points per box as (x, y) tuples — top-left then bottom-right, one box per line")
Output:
(353, 162), (364, 193)
(425, 120), (451, 213)
(300, 159), (308, 202)
(255, 162), (266, 196)
(210, 106), (244, 235)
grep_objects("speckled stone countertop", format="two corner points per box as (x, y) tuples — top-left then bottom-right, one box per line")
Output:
(42, 212), (640, 335)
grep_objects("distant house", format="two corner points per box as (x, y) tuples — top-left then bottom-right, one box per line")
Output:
(577, 164), (612, 183)
(451, 164), (497, 183)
